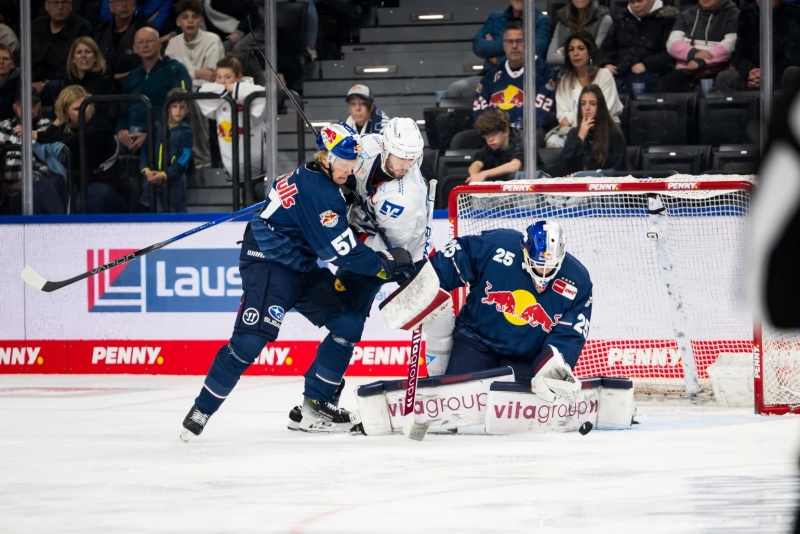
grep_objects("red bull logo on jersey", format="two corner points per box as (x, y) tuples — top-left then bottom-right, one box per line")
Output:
(481, 282), (561, 332)
(319, 210), (339, 228)
(488, 85), (525, 111)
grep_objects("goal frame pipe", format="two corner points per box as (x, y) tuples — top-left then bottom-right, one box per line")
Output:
(445, 178), (783, 414)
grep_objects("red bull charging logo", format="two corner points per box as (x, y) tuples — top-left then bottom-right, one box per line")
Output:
(321, 126), (343, 150)
(480, 282), (560, 332)
(489, 85), (525, 111)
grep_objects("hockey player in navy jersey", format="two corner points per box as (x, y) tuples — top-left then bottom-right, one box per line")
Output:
(473, 21), (557, 134)
(180, 123), (415, 439)
(429, 221), (592, 402)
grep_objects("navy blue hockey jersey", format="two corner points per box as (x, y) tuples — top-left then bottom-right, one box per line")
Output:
(431, 229), (593, 368)
(244, 162), (383, 275)
(473, 58), (557, 131)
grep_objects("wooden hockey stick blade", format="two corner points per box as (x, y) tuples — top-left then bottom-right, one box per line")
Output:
(20, 266), (48, 291)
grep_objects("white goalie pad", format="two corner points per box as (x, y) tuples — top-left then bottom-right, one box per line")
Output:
(356, 367), (516, 435)
(379, 261), (452, 331)
(484, 377), (635, 434)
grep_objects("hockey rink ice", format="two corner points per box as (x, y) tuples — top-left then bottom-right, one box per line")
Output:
(2, 374), (799, 534)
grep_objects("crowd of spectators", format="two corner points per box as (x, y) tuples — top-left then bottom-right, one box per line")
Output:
(1, 0), (799, 214)
(441, 0), (800, 179)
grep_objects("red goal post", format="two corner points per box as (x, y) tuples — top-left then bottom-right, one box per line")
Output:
(447, 175), (798, 415)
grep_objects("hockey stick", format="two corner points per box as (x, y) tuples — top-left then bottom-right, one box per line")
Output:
(404, 178), (437, 442)
(21, 198), (266, 292)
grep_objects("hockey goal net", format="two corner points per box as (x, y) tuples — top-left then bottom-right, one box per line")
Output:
(448, 175), (799, 414)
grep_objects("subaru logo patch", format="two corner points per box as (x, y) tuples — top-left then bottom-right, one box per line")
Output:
(269, 305), (285, 322)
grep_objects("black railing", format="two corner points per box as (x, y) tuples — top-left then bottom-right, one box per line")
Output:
(162, 93), (240, 210)
(79, 94), (155, 214)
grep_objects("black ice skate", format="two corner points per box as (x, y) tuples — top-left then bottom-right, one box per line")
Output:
(288, 379), (346, 431)
(298, 397), (361, 434)
(180, 404), (211, 442)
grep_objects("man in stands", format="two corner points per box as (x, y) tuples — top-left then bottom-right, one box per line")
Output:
(165, 0), (225, 170)
(344, 84), (389, 136)
(448, 0), (551, 99)
(466, 109), (525, 183)
(31, 0), (92, 99)
(600, 0), (679, 97)
(116, 26), (191, 153)
(473, 22), (557, 145)
(93, 0), (153, 86)
(715, 0), (800, 92)
(657, 0), (739, 92)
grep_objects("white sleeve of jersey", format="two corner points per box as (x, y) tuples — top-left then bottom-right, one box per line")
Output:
(196, 83), (226, 118)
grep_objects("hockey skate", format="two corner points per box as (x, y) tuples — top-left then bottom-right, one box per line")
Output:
(288, 379), (345, 431)
(298, 397), (361, 434)
(180, 404), (211, 442)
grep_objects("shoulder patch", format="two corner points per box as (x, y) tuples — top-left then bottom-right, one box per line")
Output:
(320, 210), (339, 227)
(552, 279), (577, 300)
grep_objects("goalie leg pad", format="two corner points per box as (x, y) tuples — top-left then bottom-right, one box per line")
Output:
(424, 307), (455, 377)
(596, 378), (635, 430)
(355, 367), (516, 435)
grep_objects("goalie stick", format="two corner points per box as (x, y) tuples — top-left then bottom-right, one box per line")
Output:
(21, 197), (266, 292)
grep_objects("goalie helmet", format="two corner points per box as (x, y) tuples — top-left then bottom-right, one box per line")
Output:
(381, 117), (424, 175)
(521, 221), (567, 290)
(316, 123), (361, 166)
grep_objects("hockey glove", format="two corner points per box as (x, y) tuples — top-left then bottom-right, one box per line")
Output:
(377, 248), (415, 279)
(531, 345), (581, 403)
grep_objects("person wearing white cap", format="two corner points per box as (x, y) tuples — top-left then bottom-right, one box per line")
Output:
(344, 84), (390, 135)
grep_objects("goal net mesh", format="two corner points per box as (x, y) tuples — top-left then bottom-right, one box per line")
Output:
(450, 175), (800, 408)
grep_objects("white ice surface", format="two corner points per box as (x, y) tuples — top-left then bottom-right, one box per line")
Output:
(1, 375), (799, 534)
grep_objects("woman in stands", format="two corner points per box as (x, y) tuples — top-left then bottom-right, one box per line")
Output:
(37, 85), (128, 213)
(547, 32), (623, 147)
(546, 0), (613, 67)
(53, 37), (118, 121)
(559, 84), (627, 174)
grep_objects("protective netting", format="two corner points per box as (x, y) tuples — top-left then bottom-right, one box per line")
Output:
(761, 325), (800, 410)
(450, 176), (798, 408)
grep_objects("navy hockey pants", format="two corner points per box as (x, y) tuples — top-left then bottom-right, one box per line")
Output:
(195, 260), (365, 415)
(446, 329), (537, 386)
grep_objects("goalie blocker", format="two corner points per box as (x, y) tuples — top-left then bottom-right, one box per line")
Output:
(356, 370), (636, 435)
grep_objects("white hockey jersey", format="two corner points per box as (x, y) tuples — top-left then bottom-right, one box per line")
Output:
(349, 134), (430, 262)
(197, 80), (266, 180)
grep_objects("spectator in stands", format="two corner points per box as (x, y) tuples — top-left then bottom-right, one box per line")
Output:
(0, 43), (19, 122)
(165, 0), (224, 170)
(31, 0), (93, 98)
(100, 0), (175, 33)
(559, 84), (627, 174)
(344, 84), (389, 135)
(599, 0), (678, 97)
(547, 32), (623, 147)
(0, 88), (66, 214)
(474, 21), (558, 142)
(547, 0), (613, 68)
(0, 14), (18, 53)
(116, 26), (191, 153)
(93, 0), (154, 85)
(200, 0), (261, 79)
(198, 55), (266, 181)
(54, 37), (117, 114)
(474, 0), (551, 67)
(716, 0), (800, 92)
(466, 109), (524, 183)
(657, 0), (739, 92)
(139, 87), (191, 213)
(38, 85), (128, 213)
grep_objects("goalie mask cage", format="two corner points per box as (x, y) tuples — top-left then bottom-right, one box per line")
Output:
(448, 175), (798, 415)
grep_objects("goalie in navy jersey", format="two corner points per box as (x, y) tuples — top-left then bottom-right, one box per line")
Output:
(428, 221), (592, 402)
(180, 123), (415, 440)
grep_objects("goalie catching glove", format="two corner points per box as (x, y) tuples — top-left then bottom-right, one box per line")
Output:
(377, 248), (415, 279)
(531, 345), (581, 403)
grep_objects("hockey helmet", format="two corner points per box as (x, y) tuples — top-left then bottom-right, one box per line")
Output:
(521, 221), (567, 289)
(316, 123), (361, 167)
(381, 117), (424, 175)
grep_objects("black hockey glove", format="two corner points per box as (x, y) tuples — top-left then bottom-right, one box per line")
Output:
(377, 248), (415, 279)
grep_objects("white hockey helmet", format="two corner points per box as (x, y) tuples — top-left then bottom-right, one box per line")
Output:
(521, 220), (567, 290)
(381, 117), (424, 175)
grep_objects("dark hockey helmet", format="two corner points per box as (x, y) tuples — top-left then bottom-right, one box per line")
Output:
(521, 220), (567, 289)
